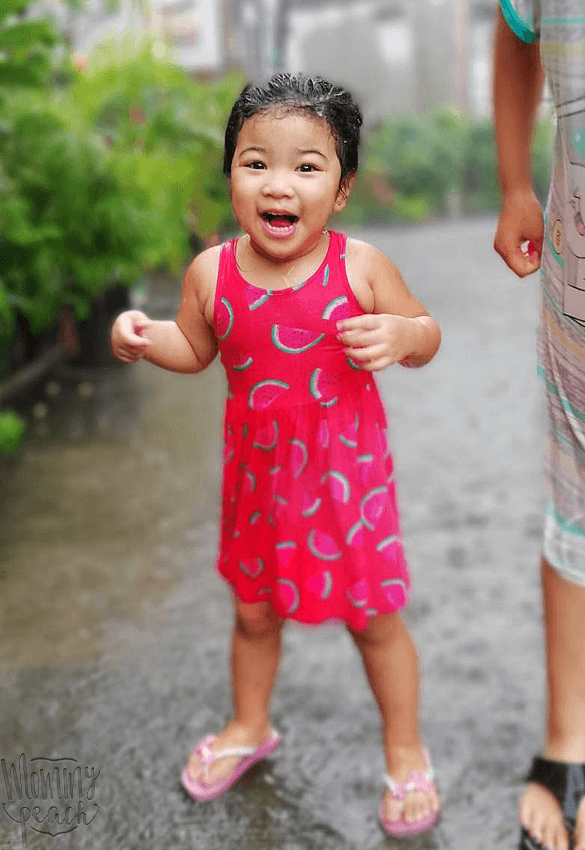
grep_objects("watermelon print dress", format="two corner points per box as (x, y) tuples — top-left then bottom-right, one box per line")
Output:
(213, 230), (410, 630)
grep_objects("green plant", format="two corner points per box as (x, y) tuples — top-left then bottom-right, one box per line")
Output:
(463, 119), (500, 212)
(0, 0), (58, 95)
(342, 110), (554, 225)
(0, 21), (243, 367)
(0, 408), (26, 455)
(362, 109), (468, 220)
(0, 91), (156, 373)
(69, 36), (241, 247)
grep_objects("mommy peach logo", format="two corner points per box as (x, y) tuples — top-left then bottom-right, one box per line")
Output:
(1, 754), (99, 848)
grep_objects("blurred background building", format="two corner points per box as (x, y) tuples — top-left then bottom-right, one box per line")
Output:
(40, 0), (495, 125)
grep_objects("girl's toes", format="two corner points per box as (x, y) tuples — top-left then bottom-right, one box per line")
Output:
(382, 790), (402, 824)
(404, 790), (433, 824)
(187, 756), (203, 782)
(403, 792), (422, 824)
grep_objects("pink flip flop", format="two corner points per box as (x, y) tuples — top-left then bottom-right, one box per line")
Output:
(181, 729), (281, 801)
(378, 748), (441, 838)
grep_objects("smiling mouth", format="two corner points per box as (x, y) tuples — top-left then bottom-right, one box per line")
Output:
(262, 212), (298, 227)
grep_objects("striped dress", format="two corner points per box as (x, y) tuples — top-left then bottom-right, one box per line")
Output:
(502, 0), (585, 582)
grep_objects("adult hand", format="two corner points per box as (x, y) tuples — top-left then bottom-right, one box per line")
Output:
(494, 188), (544, 277)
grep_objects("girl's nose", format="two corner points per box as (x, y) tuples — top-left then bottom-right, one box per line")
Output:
(262, 170), (294, 198)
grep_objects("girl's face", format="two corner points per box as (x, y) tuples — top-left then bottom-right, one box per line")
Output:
(229, 109), (352, 264)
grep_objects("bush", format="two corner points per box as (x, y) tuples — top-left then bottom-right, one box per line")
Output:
(69, 37), (241, 249)
(356, 109), (468, 222)
(0, 408), (26, 455)
(0, 91), (156, 375)
(0, 0), (59, 97)
(340, 109), (554, 225)
(0, 24), (242, 378)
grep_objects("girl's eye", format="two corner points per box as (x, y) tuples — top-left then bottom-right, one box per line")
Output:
(245, 161), (266, 170)
(298, 163), (317, 173)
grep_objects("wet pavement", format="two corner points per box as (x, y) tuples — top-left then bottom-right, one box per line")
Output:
(0, 218), (545, 850)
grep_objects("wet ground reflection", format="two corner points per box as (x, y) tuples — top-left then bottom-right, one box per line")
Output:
(0, 276), (224, 669)
(0, 221), (546, 849)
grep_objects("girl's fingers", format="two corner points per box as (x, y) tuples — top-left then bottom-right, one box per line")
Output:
(344, 343), (387, 361)
(355, 354), (392, 372)
(338, 328), (379, 345)
(115, 343), (149, 362)
(115, 330), (151, 348)
(360, 359), (387, 372)
(133, 322), (152, 339)
(337, 314), (380, 332)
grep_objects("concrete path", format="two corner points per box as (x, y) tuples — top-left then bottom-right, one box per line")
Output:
(0, 218), (545, 850)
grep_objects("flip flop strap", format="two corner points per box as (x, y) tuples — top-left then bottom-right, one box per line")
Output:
(383, 765), (435, 801)
(195, 737), (256, 768)
(527, 756), (585, 825)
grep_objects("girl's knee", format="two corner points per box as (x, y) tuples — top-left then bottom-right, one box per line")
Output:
(349, 612), (407, 648)
(234, 599), (283, 639)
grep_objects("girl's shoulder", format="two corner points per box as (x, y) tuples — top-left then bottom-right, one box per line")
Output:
(183, 244), (222, 324)
(343, 236), (402, 289)
(343, 235), (383, 263)
(185, 243), (222, 285)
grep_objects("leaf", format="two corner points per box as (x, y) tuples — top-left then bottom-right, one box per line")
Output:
(0, 0), (30, 22)
(0, 411), (26, 456)
(0, 20), (57, 50)
(0, 61), (47, 88)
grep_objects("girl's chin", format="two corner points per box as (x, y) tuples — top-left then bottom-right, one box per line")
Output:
(248, 228), (324, 262)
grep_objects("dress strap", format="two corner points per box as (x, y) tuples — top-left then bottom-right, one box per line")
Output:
(326, 230), (363, 313)
(213, 237), (238, 316)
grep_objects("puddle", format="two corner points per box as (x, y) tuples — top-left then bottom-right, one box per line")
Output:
(0, 279), (226, 669)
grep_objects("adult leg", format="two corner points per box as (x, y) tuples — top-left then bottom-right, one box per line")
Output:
(520, 557), (585, 850)
(186, 597), (284, 786)
(349, 613), (440, 826)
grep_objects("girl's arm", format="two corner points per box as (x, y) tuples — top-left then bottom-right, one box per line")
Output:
(111, 248), (219, 373)
(338, 241), (441, 371)
(493, 5), (545, 277)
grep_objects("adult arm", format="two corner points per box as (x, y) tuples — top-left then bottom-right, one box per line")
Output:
(493, 5), (545, 277)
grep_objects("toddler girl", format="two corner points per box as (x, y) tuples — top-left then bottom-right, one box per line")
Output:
(111, 73), (441, 837)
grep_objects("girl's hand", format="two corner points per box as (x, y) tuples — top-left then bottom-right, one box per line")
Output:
(337, 313), (420, 371)
(111, 310), (152, 363)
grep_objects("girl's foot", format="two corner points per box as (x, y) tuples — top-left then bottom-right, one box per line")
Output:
(185, 720), (274, 789)
(382, 744), (440, 828)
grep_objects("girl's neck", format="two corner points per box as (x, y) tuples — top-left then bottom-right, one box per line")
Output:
(236, 231), (330, 291)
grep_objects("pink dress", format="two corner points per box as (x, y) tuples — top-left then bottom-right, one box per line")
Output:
(213, 230), (410, 630)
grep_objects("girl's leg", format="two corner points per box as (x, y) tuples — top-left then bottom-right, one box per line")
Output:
(520, 557), (585, 850)
(349, 613), (440, 826)
(186, 597), (284, 785)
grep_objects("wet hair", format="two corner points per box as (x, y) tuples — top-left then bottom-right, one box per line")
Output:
(223, 72), (363, 185)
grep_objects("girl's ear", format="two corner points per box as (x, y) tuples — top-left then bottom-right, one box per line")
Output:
(335, 173), (356, 211)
